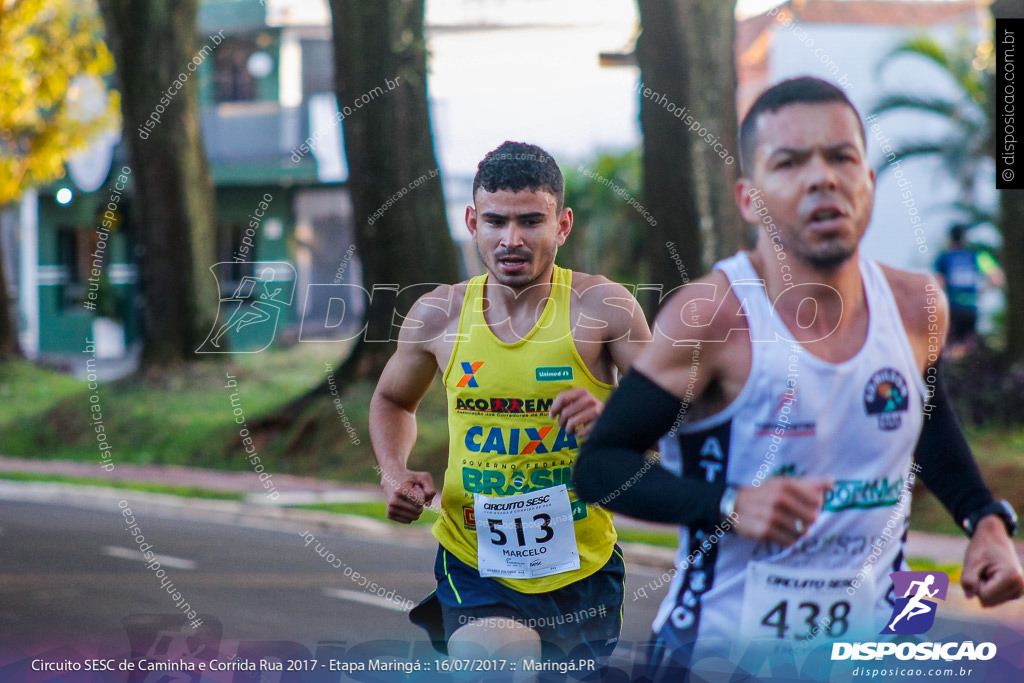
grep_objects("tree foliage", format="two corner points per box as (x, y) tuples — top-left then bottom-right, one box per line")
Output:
(872, 34), (991, 207)
(0, 0), (119, 361)
(562, 150), (650, 286)
(0, 0), (119, 204)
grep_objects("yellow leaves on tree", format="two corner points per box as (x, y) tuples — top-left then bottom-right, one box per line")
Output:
(0, 0), (120, 205)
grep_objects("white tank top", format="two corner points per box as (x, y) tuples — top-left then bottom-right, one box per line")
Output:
(653, 252), (926, 663)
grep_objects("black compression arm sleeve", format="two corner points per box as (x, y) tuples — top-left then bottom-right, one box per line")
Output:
(915, 367), (995, 532)
(574, 370), (724, 528)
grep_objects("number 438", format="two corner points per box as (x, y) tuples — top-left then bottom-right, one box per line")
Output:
(760, 599), (850, 639)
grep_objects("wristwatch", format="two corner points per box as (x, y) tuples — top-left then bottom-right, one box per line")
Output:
(720, 484), (740, 522)
(962, 500), (1018, 538)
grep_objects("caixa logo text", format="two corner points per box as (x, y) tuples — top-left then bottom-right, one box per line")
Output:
(831, 641), (996, 661)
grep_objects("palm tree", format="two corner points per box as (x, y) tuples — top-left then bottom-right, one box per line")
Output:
(872, 32), (1024, 363)
(872, 34), (992, 211)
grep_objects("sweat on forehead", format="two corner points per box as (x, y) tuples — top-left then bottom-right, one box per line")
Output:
(739, 76), (865, 176)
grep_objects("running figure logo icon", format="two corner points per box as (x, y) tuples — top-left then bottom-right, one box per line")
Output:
(881, 570), (949, 634)
(196, 262), (296, 353)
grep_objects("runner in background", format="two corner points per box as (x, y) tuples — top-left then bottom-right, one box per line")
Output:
(934, 224), (1005, 356)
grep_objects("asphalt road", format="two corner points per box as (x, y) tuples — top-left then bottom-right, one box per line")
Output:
(3, 487), (1023, 682)
(0, 493), (673, 679)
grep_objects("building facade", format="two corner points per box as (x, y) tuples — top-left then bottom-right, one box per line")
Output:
(11, 0), (360, 358)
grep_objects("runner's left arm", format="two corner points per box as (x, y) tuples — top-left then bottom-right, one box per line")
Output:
(890, 268), (1024, 607)
(914, 368), (995, 530)
(915, 368), (1024, 607)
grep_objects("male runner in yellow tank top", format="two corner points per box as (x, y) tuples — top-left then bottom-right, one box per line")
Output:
(370, 141), (651, 668)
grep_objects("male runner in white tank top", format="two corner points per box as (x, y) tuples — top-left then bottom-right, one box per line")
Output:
(575, 77), (1023, 681)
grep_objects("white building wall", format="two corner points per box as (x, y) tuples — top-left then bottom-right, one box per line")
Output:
(426, 0), (642, 239)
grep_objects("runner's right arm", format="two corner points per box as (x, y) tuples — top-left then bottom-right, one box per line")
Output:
(576, 272), (831, 545)
(369, 288), (451, 523)
(549, 276), (652, 437)
(574, 278), (727, 525)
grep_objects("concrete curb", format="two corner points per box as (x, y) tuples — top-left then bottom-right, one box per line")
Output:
(0, 480), (434, 547)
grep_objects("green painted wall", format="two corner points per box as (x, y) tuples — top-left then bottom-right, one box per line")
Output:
(37, 176), (138, 354)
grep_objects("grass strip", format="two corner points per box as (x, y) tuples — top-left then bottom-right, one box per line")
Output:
(0, 471), (244, 501)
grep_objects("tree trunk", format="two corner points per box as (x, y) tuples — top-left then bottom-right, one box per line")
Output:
(635, 0), (702, 312)
(328, 0), (458, 381)
(247, 0), (458, 438)
(998, 186), (1024, 364)
(635, 0), (742, 314)
(993, 0), (1024, 364)
(680, 0), (745, 263)
(97, 0), (218, 368)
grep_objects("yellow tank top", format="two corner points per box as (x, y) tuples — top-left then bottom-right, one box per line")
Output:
(435, 265), (616, 593)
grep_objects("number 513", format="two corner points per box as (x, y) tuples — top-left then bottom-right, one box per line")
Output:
(486, 514), (553, 546)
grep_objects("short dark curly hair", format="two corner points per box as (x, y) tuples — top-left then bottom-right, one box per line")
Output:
(739, 76), (864, 176)
(472, 141), (564, 210)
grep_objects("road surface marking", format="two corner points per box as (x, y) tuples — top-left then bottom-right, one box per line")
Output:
(102, 545), (197, 570)
(323, 587), (410, 612)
